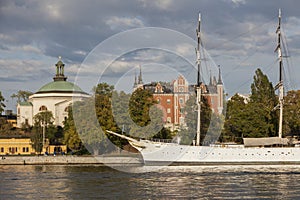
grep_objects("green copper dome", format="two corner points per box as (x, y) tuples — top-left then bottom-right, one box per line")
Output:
(37, 81), (86, 94)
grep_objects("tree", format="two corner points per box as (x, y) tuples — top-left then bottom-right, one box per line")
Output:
(0, 91), (5, 114)
(72, 83), (119, 155)
(248, 68), (277, 137)
(31, 111), (54, 153)
(11, 90), (33, 103)
(94, 83), (117, 133)
(63, 105), (84, 152)
(222, 94), (247, 142)
(178, 94), (212, 145)
(222, 68), (278, 141)
(128, 88), (164, 139)
(283, 90), (300, 136)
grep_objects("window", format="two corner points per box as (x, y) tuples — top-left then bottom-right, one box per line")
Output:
(157, 98), (161, 103)
(167, 117), (171, 123)
(167, 99), (171, 104)
(167, 108), (171, 113)
(23, 147), (29, 152)
(180, 108), (184, 114)
(39, 105), (48, 111)
(179, 98), (184, 104)
(0, 147), (4, 153)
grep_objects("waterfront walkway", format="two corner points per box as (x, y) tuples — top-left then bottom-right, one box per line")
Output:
(0, 155), (143, 165)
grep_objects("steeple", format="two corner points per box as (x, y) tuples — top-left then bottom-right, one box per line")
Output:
(209, 70), (213, 86)
(133, 70), (138, 88)
(138, 65), (143, 84)
(53, 56), (67, 82)
(217, 65), (223, 85)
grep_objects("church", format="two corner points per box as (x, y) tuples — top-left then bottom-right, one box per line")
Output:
(17, 58), (90, 128)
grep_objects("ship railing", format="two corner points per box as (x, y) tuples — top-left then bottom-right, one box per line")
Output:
(150, 138), (177, 143)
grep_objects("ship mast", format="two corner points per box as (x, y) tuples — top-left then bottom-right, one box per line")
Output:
(275, 9), (284, 138)
(195, 13), (202, 146)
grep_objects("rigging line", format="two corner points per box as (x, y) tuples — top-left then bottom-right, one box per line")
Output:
(207, 16), (277, 51)
(230, 59), (277, 94)
(223, 36), (274, 79)
(281, 33), (296, 90)
(201, 45), (210, 84)
(283, 69), (292, 92)
(219, 29), (277, 79)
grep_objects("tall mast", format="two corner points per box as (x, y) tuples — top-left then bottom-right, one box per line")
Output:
(195, 13), (202, 146)
(275, 9), (284, 138)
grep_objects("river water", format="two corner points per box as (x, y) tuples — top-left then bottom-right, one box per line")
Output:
(1, 164), (300, 199)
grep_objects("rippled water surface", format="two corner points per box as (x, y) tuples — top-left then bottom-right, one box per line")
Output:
(1, 165), (300, 199)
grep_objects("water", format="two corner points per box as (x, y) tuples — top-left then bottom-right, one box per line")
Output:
(1, 165), (300, 199)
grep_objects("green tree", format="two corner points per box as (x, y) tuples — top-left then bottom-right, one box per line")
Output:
(222, 94), (247, 142)
(94, 83), (117, 133)
(11, 90), (33, 103)
(129, 88), (156, 127)
(283, 90), (300, 136)
(128, 88), (164, 139)
(0, 91), (5, 114)
(63, 105), (84, 152)
(31, 111), (54, 153)
(178, 94), (212, 145)
(222, 68), (278, 141)
(248, 68), (277, 137)
(72, 83), (119, 155)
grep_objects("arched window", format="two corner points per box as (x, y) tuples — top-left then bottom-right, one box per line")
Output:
(64, 107), (69, 112)
(39, 105), (48, 111)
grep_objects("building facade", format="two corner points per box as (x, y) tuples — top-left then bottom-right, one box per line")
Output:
(0, 137), (67, 155)
(17, 58), (90, 128)
(133, 66), (224, 130)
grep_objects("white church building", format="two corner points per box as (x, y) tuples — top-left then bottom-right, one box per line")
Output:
(17, 58), (90, 127)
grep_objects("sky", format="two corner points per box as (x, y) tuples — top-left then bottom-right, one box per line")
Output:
(1, 0), (300, 111)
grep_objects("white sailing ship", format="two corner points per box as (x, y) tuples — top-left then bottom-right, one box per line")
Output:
(108, 10), (300, 165)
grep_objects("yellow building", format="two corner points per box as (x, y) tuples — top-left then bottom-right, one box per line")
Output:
(0, 137), (67, 155)
(0, 138), (35, 155)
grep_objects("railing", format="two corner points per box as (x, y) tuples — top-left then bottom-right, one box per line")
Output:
(150, 138), (177, 143)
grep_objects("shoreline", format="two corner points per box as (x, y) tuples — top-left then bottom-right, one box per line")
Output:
(0, 155), (143, 166)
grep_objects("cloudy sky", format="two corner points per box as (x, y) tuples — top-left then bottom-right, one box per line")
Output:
(1, 0), (300, 111)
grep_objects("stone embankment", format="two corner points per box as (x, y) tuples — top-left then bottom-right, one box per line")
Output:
(0, 155), (143, 165)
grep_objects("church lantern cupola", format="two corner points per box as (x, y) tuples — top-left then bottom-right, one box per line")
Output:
(53, 56), (67, 81)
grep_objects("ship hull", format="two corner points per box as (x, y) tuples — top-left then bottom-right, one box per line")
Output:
(135, 141), (300, 165)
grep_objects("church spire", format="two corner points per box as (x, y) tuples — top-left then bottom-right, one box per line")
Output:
(53, 56), (67, 81)
(138, 65), (143, 84)
(209, 69), (213, 86)
(217, 65), (223, 85)
(133, 70), (138, 88)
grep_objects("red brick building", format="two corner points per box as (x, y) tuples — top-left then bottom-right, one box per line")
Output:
(133, 67), (224, 131)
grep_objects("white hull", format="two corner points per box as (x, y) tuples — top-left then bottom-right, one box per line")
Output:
(133, 140), (300, 165)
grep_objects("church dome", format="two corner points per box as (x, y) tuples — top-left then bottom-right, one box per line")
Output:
(36, 81), (86, 94)
(35, 57), (88, 95)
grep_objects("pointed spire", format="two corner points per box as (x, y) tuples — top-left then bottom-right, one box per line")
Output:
(209, 69), (213, 85)
(138, 65), (143, 84)
(217, 65), (223, 85)
(133, 70), (138, 88)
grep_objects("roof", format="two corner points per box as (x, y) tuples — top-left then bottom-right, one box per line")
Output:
(36, 81), (87, 94)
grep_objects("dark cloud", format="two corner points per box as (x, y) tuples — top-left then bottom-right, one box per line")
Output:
(1, 0), (300, 105)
